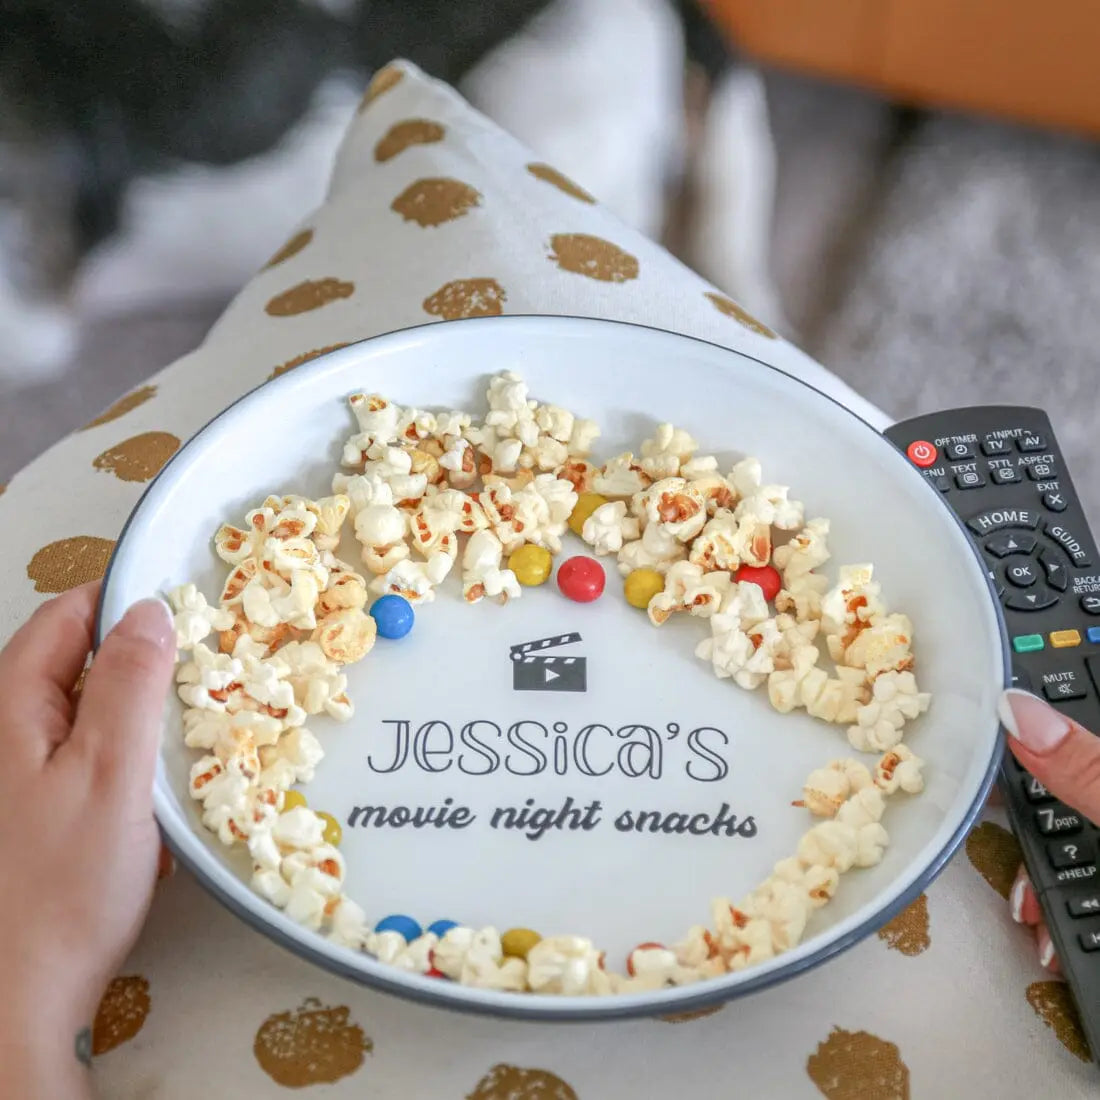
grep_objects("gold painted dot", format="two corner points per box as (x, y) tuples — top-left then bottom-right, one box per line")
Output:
(92, 976), (151, 1056)
(876, 893), (930, 956)
(1027, 980), (1091, 1062)
(359, 65), (403, 110)
(265, 278), (355, 317)
(92, 431), (180, 483)
(264, 228), (314, 269)
(422, 277), (506, 320)
(254, 998), (372, 1088)
(80, 385), (157, 431)
(27, 536), (116, 593)
(548, 233), (638, 282)
(807, 1027), (910, 1099)
(269, 342), (352, 380)
(391, 178), (481, 228)
(375, 119), (445, 162)
(658, 1004), (726, 1024)
(466, 1063), (578, 1100)
(966, 820), (1022, 898)
(705, 292), (777, 339)
(527, 163), (595, 203)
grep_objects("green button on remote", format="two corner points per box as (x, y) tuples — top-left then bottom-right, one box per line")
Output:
(1013, 633), (1045, 654)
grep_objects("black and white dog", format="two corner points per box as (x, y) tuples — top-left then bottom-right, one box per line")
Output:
(0, 0), (781, 375)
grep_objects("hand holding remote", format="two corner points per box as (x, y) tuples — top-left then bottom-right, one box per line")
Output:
(1003, 689), (1100, 972)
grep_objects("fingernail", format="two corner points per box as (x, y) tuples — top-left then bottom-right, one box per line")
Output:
(119, 597), (174, 649)
(998, 688), (1072, 754)
(1038, 926), (1057, 970)
(1010, 871), (1028, 923)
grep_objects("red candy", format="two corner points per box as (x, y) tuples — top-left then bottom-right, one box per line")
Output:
(626, 941), (666, 977)
(557, 555), (605, 603)
(734, 564), (781, 602)
(426, 968), (446, 979)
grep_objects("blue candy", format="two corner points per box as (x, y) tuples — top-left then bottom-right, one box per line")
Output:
(426, 919), (459, 939)
(374, 914), (422, 942)
(370, 594), (415, 640)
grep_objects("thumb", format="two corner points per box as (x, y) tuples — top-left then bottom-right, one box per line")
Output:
(68, 597), (176, 794)
(1000, 688), (1100, 822)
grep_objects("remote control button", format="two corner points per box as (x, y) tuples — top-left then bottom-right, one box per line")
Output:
(945, 441), (975, 461)
(1005, 560), (1039, 588)
(1082, 595), (1100, 615)
(906, 440), (937, 467)
(1045, 522), (1093, 567)
(1024, 775), (1055, 803)
(986, 532), (1037, 558)
(1079, 930), (1100, 952)
(1057, 863), (1098, 884)
(991, 466), (1022, 485)
(955, 471), (986, 490)
(1018, 434), (1048, 453)
(1036, 806), (1084, 835)
(1088, 627), (1100, 643)
(1049, 839), (1091, 869)
(1038, 550), (1069, 591)
(1027, 462), (1059, 481)
(967, 509), (1040, 535)
(1005, 589), (1059, 612)
(1068, 895), (1100, 918)
(1013, 634), (1045, 654)
(982, 437), (1012, 456)
(1041, 669), (1087, 701)
(1042, 490), (1068, 512)
(923, 472), (950, 492)
(1050, 629), (1082, 649)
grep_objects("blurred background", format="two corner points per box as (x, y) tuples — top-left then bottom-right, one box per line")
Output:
(1, 0), (1098, 518)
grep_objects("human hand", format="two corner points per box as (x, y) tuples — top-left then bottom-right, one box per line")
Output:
(999, 688), (1100, 974)
(0, 583), (175, 1099)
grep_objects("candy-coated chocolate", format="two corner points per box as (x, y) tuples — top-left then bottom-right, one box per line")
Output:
(281, 789), (307, 812)
(370, 593), (415, 639)
(427, 919), (459, 938)
(567, 492), (608, 537)
(501, 927), (542, 959)
(734, 564), (781, 602)
(317, 811), (342, 847)
(508, 544), (553, 586)
(624, 567), (664, 609)
(557, 555), (605, 602)
(374, 914), (422, 942)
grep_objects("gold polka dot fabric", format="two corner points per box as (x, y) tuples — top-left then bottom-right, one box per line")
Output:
(0, 58), (1092, 1099)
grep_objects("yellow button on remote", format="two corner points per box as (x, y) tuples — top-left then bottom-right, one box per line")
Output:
(1051, 629), (1082, 648)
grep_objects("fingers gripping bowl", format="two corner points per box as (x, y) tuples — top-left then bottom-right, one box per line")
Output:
(98, 317), (1008, 1020)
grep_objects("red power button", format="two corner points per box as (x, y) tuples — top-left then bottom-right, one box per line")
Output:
(907, 440), (938, 468)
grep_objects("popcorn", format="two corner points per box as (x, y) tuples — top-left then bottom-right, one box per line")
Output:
(647, 561), (731, 625)
(369, 555), (453, 605)
(556, 458), (598, 494)
(328, 898), (370, 951)
(354, 502), (410, 574)
(182, 708), (282, 752)
(438, 437), (479, 489)
(694, 582), (770, 683)
(313, 608), (377, 663)
(433, 927), (528, 991)
(567, 417), (600, 457)
(348, 392), (400, 440)
(689, 511), (771, 571)
(168, 584), (234, 648)
(835, 785), (887, 829)
(526, 935), (612, 996)
(617, 522), (687, 577)
(874, 745), (925, 795)
(332, 471), (393, 514)
(259, 727), (325, 789)
(821, 564), (885, 652)
(839, 613), (916, 679)
(797, 821), (859, 873)
(639, 424), (698, 480)
(594, 452), (650, 498)
(272, 806), (326, 850)
(581, 500), (640, 556)
(277, 641), (353, 719)
(462, 529), (520, 604)
(636, 478), (708, 543)
(176, 644), (243, 712)
(847, 671), (930, 752)
(801, 759), (874, 816)
(317, 565), (369, 615)
(395, 407), (437, 446)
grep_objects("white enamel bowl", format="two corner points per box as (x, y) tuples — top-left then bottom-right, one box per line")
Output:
(97, 316), (1008, 1020)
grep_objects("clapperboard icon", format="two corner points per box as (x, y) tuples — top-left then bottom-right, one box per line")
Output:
(510, 632), (587, 693)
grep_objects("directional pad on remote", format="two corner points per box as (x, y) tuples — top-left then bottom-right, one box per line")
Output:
(986, 532), (1037, 558)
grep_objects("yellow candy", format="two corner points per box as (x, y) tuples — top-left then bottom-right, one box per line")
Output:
(317, 811), (343, 847)
(281, 790), (308, 812)
(508, 544), (553, 586)
(624, 568), (665, 610)
(501, 927), (541, 959)
(567, 492), (608, 537)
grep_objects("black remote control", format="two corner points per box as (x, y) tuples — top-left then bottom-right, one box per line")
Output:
(884, 406), (1100, 1062)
